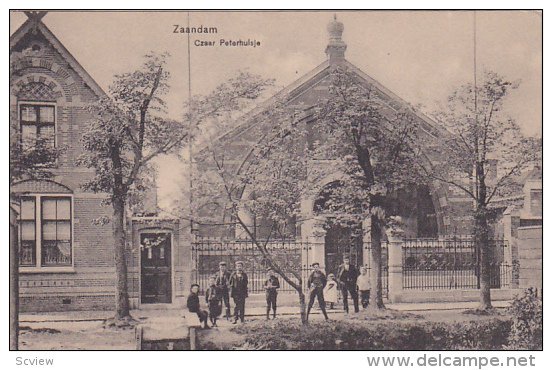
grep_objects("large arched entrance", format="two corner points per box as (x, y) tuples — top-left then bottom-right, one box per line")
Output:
(313, 181), (365, 274)
(324, 222), (363, 275)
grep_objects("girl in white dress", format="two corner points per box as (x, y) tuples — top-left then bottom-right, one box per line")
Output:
(323, 273), (338, 309)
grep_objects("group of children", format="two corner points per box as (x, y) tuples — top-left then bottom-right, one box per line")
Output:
(187, 260), (372, 328)
(186, 262), (280, 329)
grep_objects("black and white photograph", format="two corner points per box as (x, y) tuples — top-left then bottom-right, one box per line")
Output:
(8, 6), (543, 357)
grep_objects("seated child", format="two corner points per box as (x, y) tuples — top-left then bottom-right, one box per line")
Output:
(186, 283), (209, 329)
(205, 277), (222, 327)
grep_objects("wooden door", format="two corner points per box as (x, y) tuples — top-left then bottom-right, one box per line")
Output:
(141, 233), (172, 304)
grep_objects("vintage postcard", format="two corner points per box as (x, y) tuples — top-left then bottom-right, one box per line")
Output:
(9, 9), (542, 355)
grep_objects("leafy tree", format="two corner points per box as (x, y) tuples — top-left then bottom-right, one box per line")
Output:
(310, 66), (423, 309)
(423, 71), (541, 309)
(193, 108), (311, 322)
(78, 53), (271, 321)
(193, 66), (424, 318)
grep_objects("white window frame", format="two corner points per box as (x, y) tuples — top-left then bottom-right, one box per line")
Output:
(17, 101), (57, 149)
(19, 193), (75, 273)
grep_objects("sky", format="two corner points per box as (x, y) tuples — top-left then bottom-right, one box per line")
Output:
(10, 10), (542, 208)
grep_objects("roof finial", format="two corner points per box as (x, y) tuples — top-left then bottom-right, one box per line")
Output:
(325, 14), (347, 63)
(24, 11), (47, 23)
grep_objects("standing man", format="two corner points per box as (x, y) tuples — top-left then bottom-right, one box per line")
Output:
(337, 255), (360, 313)
(229, 261), (248, 324)
(306, 262), (329, 321)
(264, 268), (280, 320)
(215, 261), (232, 320)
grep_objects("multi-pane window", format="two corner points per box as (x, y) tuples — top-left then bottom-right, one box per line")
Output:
(19, 197), (36, 266)
(19, 195), (72, 268)
(19, 104), (56, 149)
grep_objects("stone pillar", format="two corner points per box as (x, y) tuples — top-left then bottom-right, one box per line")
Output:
(387, 231), (404, 303)
(300, 216), (327, 289)
(517, 225), (542, 294)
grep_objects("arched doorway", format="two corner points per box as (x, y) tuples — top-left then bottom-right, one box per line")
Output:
(313, 181), (364, 273)
(324, 222), (363, 275)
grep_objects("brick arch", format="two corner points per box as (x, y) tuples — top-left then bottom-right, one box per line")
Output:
(11, 179), (73, 194)
(11, 73), (67, 103)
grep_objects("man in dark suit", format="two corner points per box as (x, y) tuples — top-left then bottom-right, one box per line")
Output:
(306, 262), (329, 321)
(215, 261), (232, 320)
(229, 261), (248, 324)
(337, 255), (360, 313)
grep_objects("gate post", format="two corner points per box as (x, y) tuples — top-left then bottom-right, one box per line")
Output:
(387, 231), (404, 303)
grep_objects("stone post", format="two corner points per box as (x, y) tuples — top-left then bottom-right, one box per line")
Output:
(387, 229), (404, 303)
(300, 216), (327, 291)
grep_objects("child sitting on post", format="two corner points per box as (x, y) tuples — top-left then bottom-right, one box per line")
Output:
(205, 276), (222, 327)
(187, 283), (209, 329)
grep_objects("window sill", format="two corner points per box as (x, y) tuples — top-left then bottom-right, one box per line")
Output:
(19, 266), (76, 274)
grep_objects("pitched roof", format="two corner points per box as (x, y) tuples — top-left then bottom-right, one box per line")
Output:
(10, 14), (106, 98)
(213, 58), (448, 148)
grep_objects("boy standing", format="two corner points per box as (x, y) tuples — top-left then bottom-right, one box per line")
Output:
(306, 262), (329, 321)
(357, 266), (371, 309)
(215, 261), (232, 320)
(264, 268), (280, 320)
(205, 276), (222, 327)
(229, 261), (248, 324)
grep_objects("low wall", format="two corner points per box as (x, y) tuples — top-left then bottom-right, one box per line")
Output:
(390, 288), (522, 304)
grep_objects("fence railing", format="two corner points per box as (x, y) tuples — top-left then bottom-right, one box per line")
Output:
(191, 237), (306, 294)
(402, 237), (512, 290)
(191, 235), (512, 296)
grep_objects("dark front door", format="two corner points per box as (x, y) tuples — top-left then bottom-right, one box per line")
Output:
(324, 224), (363, 276)
(141, 233), (172, 304)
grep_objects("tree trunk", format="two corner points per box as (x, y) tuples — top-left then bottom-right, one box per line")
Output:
(299, 290), (308, 324)
(475, 161), (492, 310)
(10, 211), (19, 350)
(369, 215), (386, 309)
(113, 195), (131, 319)
(476, 208), (492, 309)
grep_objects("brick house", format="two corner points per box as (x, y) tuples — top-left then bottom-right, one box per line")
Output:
(10, 12), (189, 312)
(192, 16), (477, 273)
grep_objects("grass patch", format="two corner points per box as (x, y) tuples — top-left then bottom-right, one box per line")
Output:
(221, 316), (512, 350)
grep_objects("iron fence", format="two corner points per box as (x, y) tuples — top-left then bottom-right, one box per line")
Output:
(191, 236), (389, 297)
(191, 237), (307, 294)
(402, 236), (512, 290)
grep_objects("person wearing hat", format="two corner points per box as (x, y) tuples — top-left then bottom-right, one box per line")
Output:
(228, 261), (248, 324)
(337, 255), (360, 313)
(306, 262), (329, 320)
(264, 268), (280, 320)
(205, 276), (223, 327)
(186, 283), (209, 329)
(215, 261), (232, 320)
